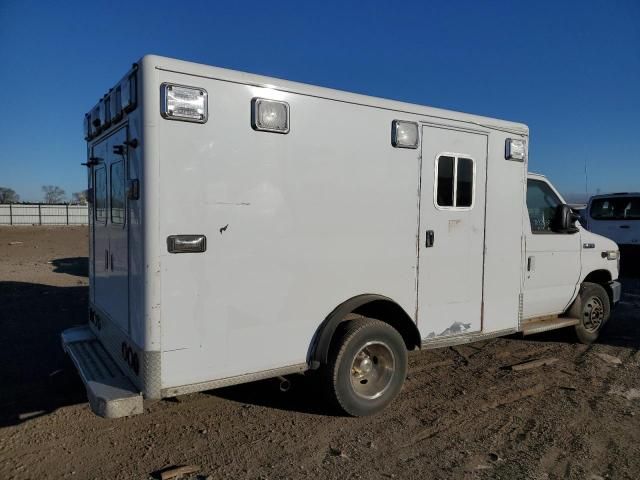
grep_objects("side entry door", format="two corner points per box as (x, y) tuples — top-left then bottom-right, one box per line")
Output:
(418, 126), (487, 338)
(91, 126), (130, 333)
(522, 178), (581, 318)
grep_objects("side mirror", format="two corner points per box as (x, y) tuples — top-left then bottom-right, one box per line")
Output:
(554, 204), (580, 234)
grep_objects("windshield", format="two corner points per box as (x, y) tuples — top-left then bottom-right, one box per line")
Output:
(590, 196), (640, 221)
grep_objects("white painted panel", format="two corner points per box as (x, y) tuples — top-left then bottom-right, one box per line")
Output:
(523, 234), (581, 317)
(523, 177), (581, 318)
(481, 132), (526, 332)
(157, 72), (420, 387)
(418, 127), (487, 339)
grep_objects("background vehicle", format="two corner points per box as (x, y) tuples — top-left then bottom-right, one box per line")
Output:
(583, 193), (640, 275)
(62, 55), (621, 418)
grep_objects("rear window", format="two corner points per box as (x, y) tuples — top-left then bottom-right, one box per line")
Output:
(590, 197), (640, 221)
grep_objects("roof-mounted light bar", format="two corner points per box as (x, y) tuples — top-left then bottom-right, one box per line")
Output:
(84, 67), (138, 141)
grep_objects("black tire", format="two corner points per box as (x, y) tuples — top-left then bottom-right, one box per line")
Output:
(324, 318), (407, 417)
(573, 282), (611, 344)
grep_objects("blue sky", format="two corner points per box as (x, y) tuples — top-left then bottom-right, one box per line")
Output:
(0, 0), (638, 202)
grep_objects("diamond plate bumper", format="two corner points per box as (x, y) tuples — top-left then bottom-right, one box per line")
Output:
(61, 325), (143, 418)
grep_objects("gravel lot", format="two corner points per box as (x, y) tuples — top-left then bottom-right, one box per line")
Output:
(1, 227), (639, 479)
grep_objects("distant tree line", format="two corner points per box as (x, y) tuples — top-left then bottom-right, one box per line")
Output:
(0, 186), (88, 205)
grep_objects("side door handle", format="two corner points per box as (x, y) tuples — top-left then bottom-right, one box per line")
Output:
(527, 256), (535, 272)
(425, 230), (435, 248)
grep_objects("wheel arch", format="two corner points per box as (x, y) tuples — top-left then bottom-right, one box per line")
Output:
(568, 269), (615, 317)
(308, 294), (421, 368)
(583, 269), (614, 306)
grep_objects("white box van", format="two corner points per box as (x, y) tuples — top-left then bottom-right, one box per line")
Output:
(62, 55), (622, 418)
(584, 193), (640, 270)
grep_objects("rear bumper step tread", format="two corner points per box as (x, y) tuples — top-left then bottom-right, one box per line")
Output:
(61, 325), (143, 418)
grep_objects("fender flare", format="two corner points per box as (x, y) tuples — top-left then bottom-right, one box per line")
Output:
(308, 294), (421, 368)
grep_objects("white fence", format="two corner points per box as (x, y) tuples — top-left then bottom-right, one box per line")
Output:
(0, 204), (88, 225)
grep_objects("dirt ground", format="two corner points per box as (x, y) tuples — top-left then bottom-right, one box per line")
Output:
(0, 226), (639, 480)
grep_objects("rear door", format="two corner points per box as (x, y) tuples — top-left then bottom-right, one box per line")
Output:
(91, 126), (129, 333)
(418, 126), (488, 338)
(92, 142), (109, 311)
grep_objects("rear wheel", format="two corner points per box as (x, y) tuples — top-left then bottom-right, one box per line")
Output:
(324, 318), (407, 416)
(574, 282), (610, 344)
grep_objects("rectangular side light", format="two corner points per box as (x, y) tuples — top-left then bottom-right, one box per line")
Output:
(251, 98), (289, 133)
(391, 120), (419, 149)
(505, 138), (526, 161)
(160, 83), (208, 123)
(167, 235), (207, 253)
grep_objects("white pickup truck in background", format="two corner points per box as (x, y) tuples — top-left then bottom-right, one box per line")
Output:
(583, 193), (640, 275)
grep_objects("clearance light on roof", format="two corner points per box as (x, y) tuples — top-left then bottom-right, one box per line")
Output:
(251, 98), (289, 134)
(101, 96), (111, 128)
(505, 138), (526, 161)
(160, 83), (208, 123)
(391, 120), (419, 149)
(110, 86), (123, 123)
(121, 73), (137, 112)
(83, 114), (91, 140)
(90, 105), (101, 131)
(84, 68), (137, 141)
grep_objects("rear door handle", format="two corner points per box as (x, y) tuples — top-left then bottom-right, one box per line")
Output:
(425, 230), (435, 248)
(620, 225), (630, 229)
(527, 256), (535, 272)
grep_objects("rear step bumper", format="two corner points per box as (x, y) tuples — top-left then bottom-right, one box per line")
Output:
(61, 326), (143, 418)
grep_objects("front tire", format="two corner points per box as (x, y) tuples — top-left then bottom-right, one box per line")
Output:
(324, 318), (407, 417)
(574, 282), (611, 344)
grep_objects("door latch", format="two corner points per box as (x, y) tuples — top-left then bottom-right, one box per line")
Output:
(527, 256), (535, 272)
(425, 230), (435, 248)
(127, 179), (140, 200)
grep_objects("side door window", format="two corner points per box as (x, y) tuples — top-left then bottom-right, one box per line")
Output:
(435, 155), (475, 209)
(94, 167), (107, 224)
(526, 179), (561, 233)
(110, 160), (126, 225)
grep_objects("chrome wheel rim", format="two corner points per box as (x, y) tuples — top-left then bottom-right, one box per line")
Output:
(582, 295), (605, 333)
(350, 341), (395, 400)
